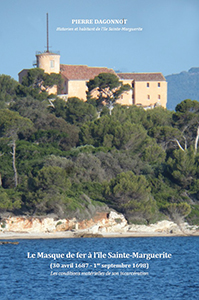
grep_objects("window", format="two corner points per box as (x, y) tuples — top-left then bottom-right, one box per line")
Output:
(50, 60), (54, 68)
(147, 95), (150, 100)
(158, 95), (161, 99)
(158, 82), (160, 87)
(147, 82), (149, 88)
(132, 82), (134, 88)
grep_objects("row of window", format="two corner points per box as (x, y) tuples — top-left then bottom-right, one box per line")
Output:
(120, 95), (161, 100)
(132, 82), (161, 88)
(147, 95), (161, 100)
(147, 82), (161, 88)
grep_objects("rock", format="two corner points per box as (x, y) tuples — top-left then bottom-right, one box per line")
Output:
(75, 233), (103, 238)
(88, 224), (99, 234)
(0, 241), (19, 245)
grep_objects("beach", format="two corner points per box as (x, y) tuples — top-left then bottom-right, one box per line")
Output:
(1, 228), (199, 240)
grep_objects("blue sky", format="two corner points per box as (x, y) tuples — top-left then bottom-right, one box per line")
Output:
(1, 0), (199, 81)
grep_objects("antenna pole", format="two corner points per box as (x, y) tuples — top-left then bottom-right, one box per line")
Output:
(46, 13), (49, 52)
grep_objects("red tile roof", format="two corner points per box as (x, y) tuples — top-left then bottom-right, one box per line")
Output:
(60, 64), (116, 80)
(117, 73), (166, 81)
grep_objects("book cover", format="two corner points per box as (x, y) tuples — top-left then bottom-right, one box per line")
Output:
(0, 1), (199, 299)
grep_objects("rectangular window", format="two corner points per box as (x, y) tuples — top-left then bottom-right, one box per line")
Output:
(147, 95), (150, 100)
(147, 82), (149, 88)
(158, 95), (161, 99)
(158, 82), (160, 87)
(50, 60), (54, 68)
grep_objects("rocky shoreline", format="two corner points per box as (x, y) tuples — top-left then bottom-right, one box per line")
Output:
(0, 211), (199, 240)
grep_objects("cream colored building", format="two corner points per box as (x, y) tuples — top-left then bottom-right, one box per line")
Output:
(60, 64), (116, 101)
(19, 51), (60, 95)
(36, 51), (60, 74)
(19, 51), (167, 108)
(117, 73), (167, 108)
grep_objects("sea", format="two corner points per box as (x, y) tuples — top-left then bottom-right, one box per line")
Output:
(0, 236), (199, 300)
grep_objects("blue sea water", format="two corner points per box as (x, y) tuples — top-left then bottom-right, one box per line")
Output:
(0, 236), (199, 300)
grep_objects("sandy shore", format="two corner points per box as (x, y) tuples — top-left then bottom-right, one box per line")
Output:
(0, 230), (199, 240)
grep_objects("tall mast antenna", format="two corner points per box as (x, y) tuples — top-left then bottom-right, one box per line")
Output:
(46, 12), (49, 52)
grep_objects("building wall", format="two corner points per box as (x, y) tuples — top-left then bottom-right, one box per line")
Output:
(117, 79), (133, 105)
(18, 69), (28, 84)
(68, 80), (88, 100)
(66, 78), (167, 108)
(36, 52), (60, 94)
(134, 81), (167, 108)
(36, 53), (60, 74)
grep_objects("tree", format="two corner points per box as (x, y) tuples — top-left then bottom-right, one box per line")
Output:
(0, 187), (21, 211)
(64, 97), (97, 126)
(0, 75), (19, 107)
(104, 171), (156, 223)
(161, 202), (191, 228)
(21, 68), (63, 97)
(167, 148), (197, 189)
(142, 107), (173, 131)
(149, 125), (183, 151)
(30, 114), (79, 151)
(26, 166), (71, 216)
(172, 99), (199, 154)
(49, 98), (67, 119)
(86, 73), (131, 115)
(79, 115), (148, 151)
(10, 96), (48, 124)
(0, 110), (33, 187)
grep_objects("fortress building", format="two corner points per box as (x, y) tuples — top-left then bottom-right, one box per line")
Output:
(18, 14), (167, 109)
(19, 54), (167, 109)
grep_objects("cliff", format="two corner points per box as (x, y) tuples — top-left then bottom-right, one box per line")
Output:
(0, 211), (198, 237)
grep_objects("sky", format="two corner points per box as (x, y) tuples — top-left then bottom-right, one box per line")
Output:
(0, 0), (199, 81)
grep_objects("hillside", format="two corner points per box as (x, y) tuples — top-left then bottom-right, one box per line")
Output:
(1, 72), (199, 226)
(166, 67), (199, 110)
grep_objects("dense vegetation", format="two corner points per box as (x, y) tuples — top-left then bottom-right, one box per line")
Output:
(0, 71), (199, 225)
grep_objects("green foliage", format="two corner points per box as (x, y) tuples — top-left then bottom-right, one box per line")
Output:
(186, 204), (199, 225)
(51, 97), (97, 126)
(80, 115), (148, 151)
(175, 99), (199, 114)
(143, 107), (173, 129)
(1, 73), (199, 224)
(161, 202), (191, 224)
(167, 148), (197, 189)
(0, 75), (19, 107)
(104, 171), (157, 223)
(86, 73), (131, 111)
(21, 68), (63, 93)
(142, 143), (166, 165)
(10, 96), (48, 123)
(0, 188), (21, 211)
(65, 97), (97, 125)
(20, 166), (72, 215)
(172, 99), (199, 150)
(0, 109), (33, 139)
